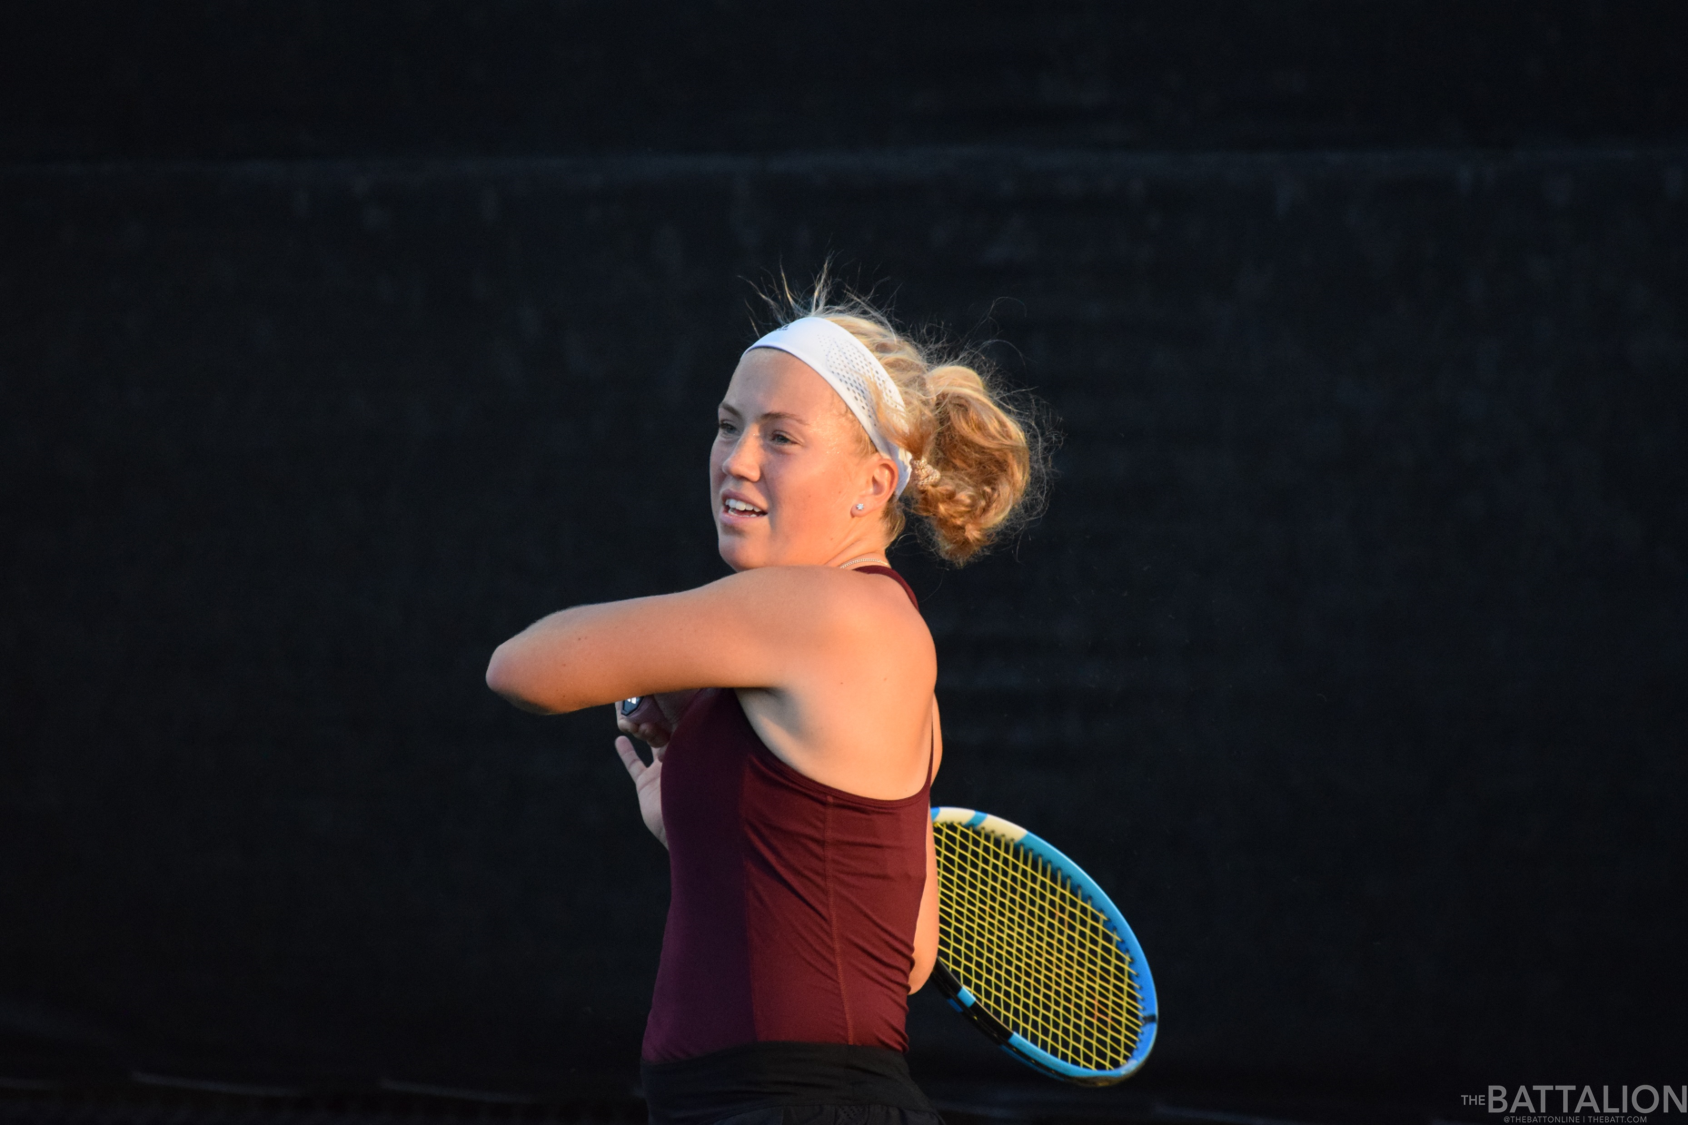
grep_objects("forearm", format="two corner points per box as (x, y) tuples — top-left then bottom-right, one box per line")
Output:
(488, 602), (684, 714)
(486, 606), (593, 714)
(908, 819), (939, 993)
(484, 573), (800, 714)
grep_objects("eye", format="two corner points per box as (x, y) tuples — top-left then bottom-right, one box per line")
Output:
(716, 419), (737, 437)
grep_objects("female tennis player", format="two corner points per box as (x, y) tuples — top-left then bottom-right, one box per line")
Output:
(485, 282), (1043, 1125)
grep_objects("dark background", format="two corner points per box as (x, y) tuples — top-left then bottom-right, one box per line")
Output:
(0, 2), (1685, 1120)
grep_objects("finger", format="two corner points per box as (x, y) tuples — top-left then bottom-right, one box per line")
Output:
(652, 741), (667, 763)
(614, 735), (646, 780)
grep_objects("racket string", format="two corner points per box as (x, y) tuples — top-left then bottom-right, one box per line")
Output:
(935, 823), (1142, 1072)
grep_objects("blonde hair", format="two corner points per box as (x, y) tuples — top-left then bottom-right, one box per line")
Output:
(756, 273), (1053, 565)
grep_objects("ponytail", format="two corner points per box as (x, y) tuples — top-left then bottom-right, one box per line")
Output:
(757, 274), (1053, 564)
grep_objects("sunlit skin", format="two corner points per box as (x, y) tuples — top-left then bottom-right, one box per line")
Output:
(710, 348), (901, 572)
(485, 344), (942, 990)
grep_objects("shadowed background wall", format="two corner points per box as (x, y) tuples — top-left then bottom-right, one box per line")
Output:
(0, 1), (1685, 1113)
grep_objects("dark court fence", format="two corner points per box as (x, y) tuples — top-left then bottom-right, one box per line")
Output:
(0, 2), (1684, 1118)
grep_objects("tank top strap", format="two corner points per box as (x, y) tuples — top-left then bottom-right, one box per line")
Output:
(850, 564), (919, 609)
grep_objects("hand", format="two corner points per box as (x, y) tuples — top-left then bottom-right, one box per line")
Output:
(618, 690), (701, 740)
(615, 704), (673, 848)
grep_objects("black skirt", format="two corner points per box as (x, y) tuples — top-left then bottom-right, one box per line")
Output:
(640, 1041), (942, 1125)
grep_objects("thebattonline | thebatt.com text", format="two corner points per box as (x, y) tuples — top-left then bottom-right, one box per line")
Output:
(1459, 1085), (1686, 1119)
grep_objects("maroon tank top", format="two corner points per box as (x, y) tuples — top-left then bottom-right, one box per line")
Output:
(641, 566), (930, 1063)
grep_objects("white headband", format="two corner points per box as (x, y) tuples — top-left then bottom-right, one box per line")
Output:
(743, 317), (914, 496)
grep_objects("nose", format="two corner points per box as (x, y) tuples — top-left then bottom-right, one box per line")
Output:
(720, 429), (760, 482)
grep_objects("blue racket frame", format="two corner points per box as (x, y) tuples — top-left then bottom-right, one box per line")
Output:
(929, 807), (1159, 1085)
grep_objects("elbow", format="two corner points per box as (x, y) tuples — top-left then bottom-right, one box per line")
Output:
(484, 643), (525, 703)
(484, 643), (515, 696)
(485, 641), (561, 715)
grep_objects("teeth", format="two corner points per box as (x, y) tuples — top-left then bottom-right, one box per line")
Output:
(724, 498), (765, 515)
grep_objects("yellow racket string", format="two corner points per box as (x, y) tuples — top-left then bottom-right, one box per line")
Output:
(934, 821), (1143, 1071)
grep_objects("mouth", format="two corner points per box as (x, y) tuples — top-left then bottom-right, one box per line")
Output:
(720, 496), (768, 520)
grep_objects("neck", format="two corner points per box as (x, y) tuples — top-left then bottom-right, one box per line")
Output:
(836, 552), (890, 571)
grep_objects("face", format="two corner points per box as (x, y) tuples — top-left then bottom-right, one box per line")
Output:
(711, 349), (899, 571)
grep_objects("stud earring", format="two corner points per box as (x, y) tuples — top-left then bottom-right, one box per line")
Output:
(855, 503), (865, 511)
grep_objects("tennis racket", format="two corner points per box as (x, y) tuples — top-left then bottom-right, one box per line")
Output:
(618, 692), (700, 734)
(929, 807), (1157, 1085)
(619, 695), (668, 728)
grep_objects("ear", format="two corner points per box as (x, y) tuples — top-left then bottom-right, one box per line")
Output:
(852, 456), (900, 516)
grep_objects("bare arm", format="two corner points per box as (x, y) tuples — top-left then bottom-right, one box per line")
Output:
(908, 697), (943, 993)
(485, 567), (877, 714)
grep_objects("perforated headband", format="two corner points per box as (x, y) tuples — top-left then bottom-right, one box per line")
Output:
(743, 317), (914, 496)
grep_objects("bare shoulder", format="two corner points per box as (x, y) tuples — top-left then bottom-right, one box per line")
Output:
(731, 566), (938, 795)
(708, 565), (931, 652)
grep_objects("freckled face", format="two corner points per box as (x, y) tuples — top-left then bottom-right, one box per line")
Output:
(711, 349), (883, 571)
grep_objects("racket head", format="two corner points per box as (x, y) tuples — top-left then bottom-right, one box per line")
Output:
(929, 806), (1158, 1086)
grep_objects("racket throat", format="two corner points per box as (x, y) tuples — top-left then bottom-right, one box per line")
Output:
(930, 963), (1017, 1047)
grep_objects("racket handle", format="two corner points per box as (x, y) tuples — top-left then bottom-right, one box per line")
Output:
(620, 690), (703, 736)
(619, 696), (668, 731)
